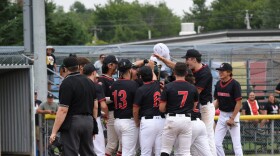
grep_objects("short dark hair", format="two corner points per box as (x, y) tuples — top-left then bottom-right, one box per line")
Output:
(77, 57), (90, 68)
(174, 62), (187, 77)
(196, 57), (201, 63)
(139, 66), (153, 82)
(67, 66), (79, 72)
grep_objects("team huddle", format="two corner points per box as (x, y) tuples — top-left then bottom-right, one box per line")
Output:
(49, 43), (243, 156)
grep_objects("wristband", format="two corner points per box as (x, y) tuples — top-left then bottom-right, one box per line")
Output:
(143, 59), (149, 64)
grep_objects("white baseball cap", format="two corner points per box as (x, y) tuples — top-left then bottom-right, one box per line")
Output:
(46, 45), (54, 49)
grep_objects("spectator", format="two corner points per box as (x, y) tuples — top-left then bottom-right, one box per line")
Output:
(242, 92), (260, 115)
(275, 81), (280, 97)
(46, 46), (57, 91)
(259, 94), (279, 130)
(36, 93), (58, 128)
(260, 94), (279, 115)
(34, 92), (42, 153)
(94, 54), (105, 75)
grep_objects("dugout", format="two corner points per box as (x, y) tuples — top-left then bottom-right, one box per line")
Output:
(0, 65), (35, 156)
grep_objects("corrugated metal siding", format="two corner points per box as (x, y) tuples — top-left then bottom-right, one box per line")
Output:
(0, 68), (32, 155)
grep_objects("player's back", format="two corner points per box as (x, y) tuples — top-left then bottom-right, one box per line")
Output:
(163, 80), (198, 114)
(135, 80), (161, 117)
(111, 79), (139, 118)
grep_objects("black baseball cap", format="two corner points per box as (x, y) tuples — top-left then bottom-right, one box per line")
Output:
(103, 55), (118, 64)
(63, 57), (79, 68)
(47, 93), (54, 98)
(181, 49), (202, 59)
(216, 63), (233, 71)
(83, 63), (96, 75)
(118, 59), (132, 72)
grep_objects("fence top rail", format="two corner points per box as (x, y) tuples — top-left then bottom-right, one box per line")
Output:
(214, 115), (280, 120)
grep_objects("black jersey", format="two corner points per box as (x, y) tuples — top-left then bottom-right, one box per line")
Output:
(160, 80), (199, 114)
(98, 75), (115, 111)
(193, 64), (213, 105)
(110, 79), (139, 118)
(260, 102), (279, 114)
(93, 83), (106, 117)
(59, 72), (96, 115)
(214, 78), (242, 112)
(133, 81), (161, 117)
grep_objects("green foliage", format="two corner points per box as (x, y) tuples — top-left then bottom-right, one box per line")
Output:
(184, 0), (274, 32)
(94, 0), (180, 43)
(0, 0), (23, 45)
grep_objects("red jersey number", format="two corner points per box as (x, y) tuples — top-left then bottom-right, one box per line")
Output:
(112, 90), (127, 109)
(178, 91), (188, 108)
(153, 91), (161, 107)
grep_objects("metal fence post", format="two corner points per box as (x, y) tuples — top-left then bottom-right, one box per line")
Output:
(271, 119), (274, 155)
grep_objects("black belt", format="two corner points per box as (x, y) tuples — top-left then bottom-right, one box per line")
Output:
(168, 113), (191, 117)
(143, 115), (165, 119)
(115, 117), (133, 119)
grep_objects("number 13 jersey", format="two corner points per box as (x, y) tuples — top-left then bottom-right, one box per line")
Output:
(110, 79), (139, 118)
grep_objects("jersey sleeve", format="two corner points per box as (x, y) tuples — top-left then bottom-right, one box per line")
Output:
(233, 80), (242, 101)
(195, 72), (212, 90)
(95, 83), (106, 102)
(160, 85), (169, 102)
(194, 89), (199, 102)
(133, 88), (143, 106)
(59, 81), (73, 107)
(214, 82), (218, 99)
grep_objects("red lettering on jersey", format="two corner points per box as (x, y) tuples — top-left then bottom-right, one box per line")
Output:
(217, 92), (230, 97)
(178, 91), (189, 108)
(112, 90), (127, 109)
(153, 91), (161, 107)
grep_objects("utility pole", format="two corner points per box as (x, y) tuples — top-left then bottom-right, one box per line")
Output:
(245, 10), (252, 30)
(91, 26), (102, 40)
(23, 0), (33, 53)
(32, 0), (47, 154)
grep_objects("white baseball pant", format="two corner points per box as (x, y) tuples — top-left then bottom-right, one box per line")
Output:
(114, 118), (139, 156)
(215, 111), (243, 156)
(201, 102), (216, 156)
(93, 117), (105, 156)
(161, 114), (192, 156)
(105, 111), (121, 155)
(139, 116), (165, 156)
(174, 118), (210, 156)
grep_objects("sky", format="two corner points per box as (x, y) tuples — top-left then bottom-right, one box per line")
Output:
(52, 0), (213, 17)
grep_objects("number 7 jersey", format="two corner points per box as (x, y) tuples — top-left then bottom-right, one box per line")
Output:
(161, 80), (199, 114)
(110, 79), (139, 118)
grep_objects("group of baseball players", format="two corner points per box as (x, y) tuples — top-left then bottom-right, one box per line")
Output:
(50, 43), (243, 156)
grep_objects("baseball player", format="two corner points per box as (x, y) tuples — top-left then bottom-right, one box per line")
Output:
(110, 59), (139, 156)
(133, 66), (164, 156)
(174, 69), (211, 156)
(159, 62), (198, 156)
(214, 63), (243, 156)
(98, 55), (121, 156)
(154, 49), (216, 156)
(83, 63), (109, 156)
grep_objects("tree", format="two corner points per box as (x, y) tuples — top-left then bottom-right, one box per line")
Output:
(70, 1), (87, 13)
(183, 0), (264, 32)
(0, 0), (23, 45)
(93, 0), (180, 43)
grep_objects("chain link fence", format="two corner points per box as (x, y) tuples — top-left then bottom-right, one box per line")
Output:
(219, 116), (280, 155)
